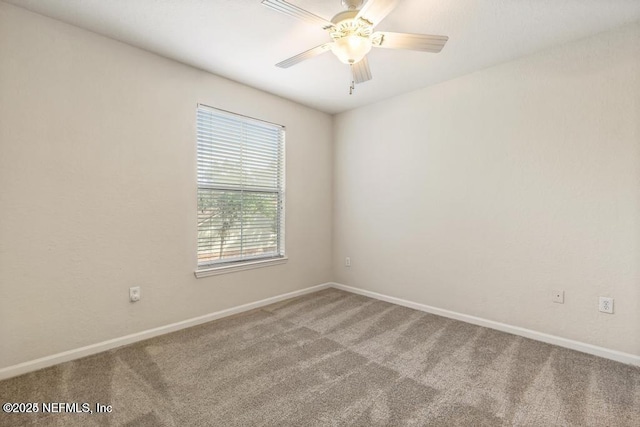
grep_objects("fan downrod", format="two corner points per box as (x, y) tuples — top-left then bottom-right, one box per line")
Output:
(341, 0), (363, 10)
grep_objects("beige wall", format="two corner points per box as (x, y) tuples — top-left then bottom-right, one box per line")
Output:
(0, 3), (333, 369)
(333, 23), (640, 356)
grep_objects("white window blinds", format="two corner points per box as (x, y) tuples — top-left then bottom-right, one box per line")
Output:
(196, 105), (285, 268)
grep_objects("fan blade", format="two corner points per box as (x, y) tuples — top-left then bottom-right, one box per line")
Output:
(352, 56), (372, 84)
(374, 32), (448, 52)
(276, 43), (333, 68)
(262, 0), (334, 29)
(356, 0), (399, 27)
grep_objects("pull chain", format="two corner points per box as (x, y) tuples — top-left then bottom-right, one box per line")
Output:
(349, 64), (355, 95)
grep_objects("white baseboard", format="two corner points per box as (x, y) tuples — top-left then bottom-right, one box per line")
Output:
(330, 282), (640, 367)
(3, 280), (638, 381)
(0, 282), (332, 381)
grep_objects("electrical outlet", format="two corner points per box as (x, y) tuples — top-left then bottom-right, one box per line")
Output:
(599, 297), (613, 314)
(130, 286), (141, 302)
(345, 257), (351, 267)
(552, 290), (564, 304)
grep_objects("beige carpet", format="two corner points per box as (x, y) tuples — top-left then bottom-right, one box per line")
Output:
(1, 288), (639, 426)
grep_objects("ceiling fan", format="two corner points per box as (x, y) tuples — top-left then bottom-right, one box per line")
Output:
(262, 0), (448, 93)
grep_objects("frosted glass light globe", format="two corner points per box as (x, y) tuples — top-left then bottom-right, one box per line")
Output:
(331, 35), (372, 64)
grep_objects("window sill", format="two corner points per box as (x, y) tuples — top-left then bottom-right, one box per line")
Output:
(194, 256), (288, 278)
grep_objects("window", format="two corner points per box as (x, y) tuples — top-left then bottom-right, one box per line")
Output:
(196, 105), (285, 275)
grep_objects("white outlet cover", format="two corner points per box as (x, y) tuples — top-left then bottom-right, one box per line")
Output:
(599, 297), (614, 314)
(129, 286), (141, 302)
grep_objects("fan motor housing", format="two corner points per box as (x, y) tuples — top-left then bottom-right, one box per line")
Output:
(329, 10), (373, 41)
(331, 10), (359, 25)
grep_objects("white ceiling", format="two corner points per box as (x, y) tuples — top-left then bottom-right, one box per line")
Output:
(5, 0), (640, 114)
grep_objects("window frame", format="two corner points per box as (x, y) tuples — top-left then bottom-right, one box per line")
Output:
(194, 104), (286, 278)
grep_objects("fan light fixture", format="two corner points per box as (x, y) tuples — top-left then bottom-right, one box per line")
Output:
(327, 10), (374, 65)
(330, 35), (372, 64)
(262, 0), (449, 94)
